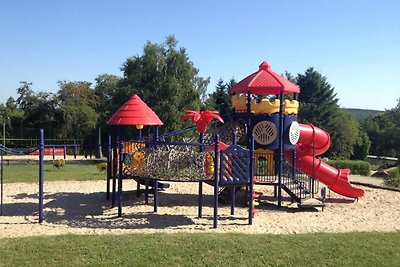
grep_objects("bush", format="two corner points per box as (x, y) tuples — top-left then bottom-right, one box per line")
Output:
(324, 159), (371, 176)
(385, 168), (400, 188)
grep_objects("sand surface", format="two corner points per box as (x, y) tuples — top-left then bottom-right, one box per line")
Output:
(1, 176), (399, 239)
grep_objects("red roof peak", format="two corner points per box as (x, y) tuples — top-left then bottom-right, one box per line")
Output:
(230, 61), (300, 95)
(259, 61), (271, 71)
(107, 94), (163, 126)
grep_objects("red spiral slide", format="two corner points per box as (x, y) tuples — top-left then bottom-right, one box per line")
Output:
(285, 124), (364, 198)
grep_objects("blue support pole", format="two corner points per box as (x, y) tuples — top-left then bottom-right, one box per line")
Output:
(213, 134), (220, 229)
(231, 187), (235, 215)
(117, 127), (123, 217)
(73, 143), (77, 159)
(246, 92), (251, 148)
(154, 179), (158, 213)
(249, 134), (255, 225)
(231, 131), (237, 216)
(136, 178), (141, 197)
(106, 134), (112, 200)
(111, 133), (118, 207)
(198, 181), (203, 218)
(198, 132), (204, 218)
(154, 126), (159, 150)
(39, 129), (44, 223)
(277, 92), (284, 208)
(145, 179), (149, 205)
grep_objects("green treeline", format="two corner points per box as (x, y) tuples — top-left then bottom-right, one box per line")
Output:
(0, 35), (398, 159)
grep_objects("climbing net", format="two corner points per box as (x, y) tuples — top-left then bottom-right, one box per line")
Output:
(123, 143), (214, 182)
(205, 120), (247, 145)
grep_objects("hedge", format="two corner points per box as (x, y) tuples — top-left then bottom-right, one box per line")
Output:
(324, 160), (371, 176)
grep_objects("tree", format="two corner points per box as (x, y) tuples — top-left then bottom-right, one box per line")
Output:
(328, 110), (359, 159)
(56, 81), (99, 139)
(15, 82), (59, 138)
(205, 78), (236, 118)
(205, 79), (232, 117)
(352, 129), (371, 160)
(296, 68), (339, 127)
(362, 98), (400, 157)
(94, 74), (123, 130)
(294, 68), (359, 158)
(120, 35), (208, 133)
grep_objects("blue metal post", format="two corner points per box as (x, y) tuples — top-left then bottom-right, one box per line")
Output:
(154, 126), (159, 149)
(136, 179), (141, 197)
(106, 134), (112, 200)
(145, 179), (149, 205)
(63, 145), (66, 159)
(246, 92), (251, 148)
(73, 143), (77, 159)
(154, 179), (158, 212)
(230, 131), (237, 216)
(198, 132), (204, 218)
(39, 129), (44, 223)
(277, 92), (284, 208)
(249, 134), (255, 225)
(213, 134), (220, 229)
(52, 145), (55, 160)
(117, 127), (123, 217)
(111, 136), (117, 207)
(231, 187), (235, 215)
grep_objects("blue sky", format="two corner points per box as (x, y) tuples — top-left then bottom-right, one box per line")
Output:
(1, 0), (399, 110)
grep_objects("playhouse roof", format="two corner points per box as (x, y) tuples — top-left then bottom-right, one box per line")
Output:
(229, 61), (300, 95)
(107, 94), (164, 126)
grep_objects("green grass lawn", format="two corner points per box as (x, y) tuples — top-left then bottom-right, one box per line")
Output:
(2, 163), (106, 183)
(0, 232), (399, 266)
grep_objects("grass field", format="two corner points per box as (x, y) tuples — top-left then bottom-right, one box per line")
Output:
(1, 232), (399, 266)
(2, 163), (106, 183)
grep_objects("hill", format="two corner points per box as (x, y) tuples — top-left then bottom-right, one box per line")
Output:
(343, 108), (383, 122)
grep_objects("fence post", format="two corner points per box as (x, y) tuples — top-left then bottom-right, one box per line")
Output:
(213, 134), (220, 229)
(39, 129), (44, 223)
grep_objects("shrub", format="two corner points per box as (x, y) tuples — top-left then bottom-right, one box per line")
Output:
(53, 159), (65, 169)
(324, 159), (371, 176)
(385, 168), (400, 188)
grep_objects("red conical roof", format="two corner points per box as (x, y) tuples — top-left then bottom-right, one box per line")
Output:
(107, 94), (163, 126)
(230, 61), (300, 95)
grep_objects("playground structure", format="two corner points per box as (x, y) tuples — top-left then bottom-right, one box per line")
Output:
(0, 61), (365, 228)
(107, 61), (364, 228)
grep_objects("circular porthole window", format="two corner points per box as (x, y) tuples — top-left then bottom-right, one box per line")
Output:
(252, 121), (277, 145)
(288, 121), (300, 145)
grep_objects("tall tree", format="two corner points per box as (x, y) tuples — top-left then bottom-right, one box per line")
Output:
(362, 98), (400, 157)
(294, 68), (359, 158)
(205, 78), (235, 118)
(15, 82), (59, 138)
(56, 81), (99, 139)
(120, 35), (208, 133)
(296, 68), (339, 127)
(94, 74), (122, 129)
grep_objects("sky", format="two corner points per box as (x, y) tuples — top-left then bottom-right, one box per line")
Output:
(0, 0), (399, 111)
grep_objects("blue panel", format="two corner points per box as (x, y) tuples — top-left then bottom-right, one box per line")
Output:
(219, 144), (251, 186)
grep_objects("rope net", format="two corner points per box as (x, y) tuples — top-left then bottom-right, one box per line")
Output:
(121, 119), (246, 182)
(123, 144), (215, 182)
